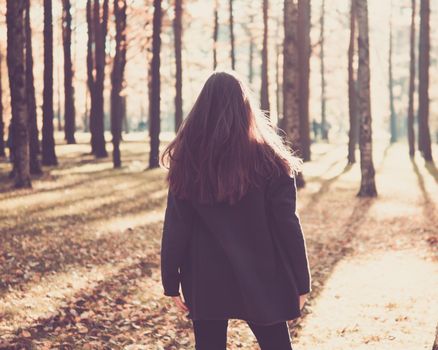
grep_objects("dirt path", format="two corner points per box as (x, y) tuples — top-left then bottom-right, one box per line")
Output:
(0, 138), (436, 349)
(294, 144), (438, 350)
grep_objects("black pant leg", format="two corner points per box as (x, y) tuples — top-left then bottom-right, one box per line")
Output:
(192, 319), (229, 350)
(247, 321), (293, 350)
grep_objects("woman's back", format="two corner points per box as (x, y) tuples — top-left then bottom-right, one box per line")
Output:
(161, 171), (311, 325)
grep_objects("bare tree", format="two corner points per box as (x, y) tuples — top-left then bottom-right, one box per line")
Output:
(320, 0), (327, 141)
(229, 0), (235, 70)
(388, 0), (397, 143)
(417, 0), (432, 161)
(87, 0), (109, 158)
(7, 0), (31, 187)
(95, 0), (109, 158)
(275, 40), (282, 120)
(260, 0), (270, 112)
(111, 0), (127, 168)
(0, 50), (5, 158)
(62, 0), (76, 144)
(283, 0), (304, 188)
(213, 0), (219, 70)
(86, 0), (94, 137)
(347, 0), (358, 164)
(407, 0), (416, 157)
(356, 0), (377, 197)
(432, 322), (438, 350)
(42, 0), (58, 166)
(25, 0), (42, 175)
(297, 0), (311, 161)
(174, 0), (183, 132)
(149, 0), (162, 168)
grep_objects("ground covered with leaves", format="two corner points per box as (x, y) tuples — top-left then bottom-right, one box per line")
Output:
(0, 133), (437, 349)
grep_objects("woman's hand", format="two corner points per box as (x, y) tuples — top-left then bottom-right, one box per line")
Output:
(299, 294), (308, 310)
(172, 295), (189, 313)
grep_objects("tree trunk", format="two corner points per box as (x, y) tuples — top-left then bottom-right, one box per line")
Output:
(25, 0), (42, 175)
(418, 0), (432, 161)
(283, 0), (304, 188)
(174, 0), (183, 132)
(122, 96), (128, 133)
(62, 0), (76, 144)
(432, 322), (438, 350)
(229, 0), (235, 70)
(356, 0), (377, 197)
(86, 0), (94, 146)
(7, 0), (31, 188)
(0, 49), (6, 158)
(297, 0), (311, 161)
(407, 0), (416, 157)
(275, 40), (282, 120)
(320, 0), (328, 141)
(248, 26), (254, 84)
(213, 0), (219, 70)
(42, 0), (58, 166)
(347, 0), (358, 164)
(57, 65), (62, 132)
(111, 0), (127, 168)
(260, 0), (270, 112)
(91, 0), (109, 158)
(388, 1), (397, 143)
(149, 0), (162, 169)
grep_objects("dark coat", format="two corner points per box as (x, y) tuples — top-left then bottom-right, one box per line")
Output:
(160, 173), (312, 325)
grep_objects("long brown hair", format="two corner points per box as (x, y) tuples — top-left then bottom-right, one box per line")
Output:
(160, 71), (301, 205)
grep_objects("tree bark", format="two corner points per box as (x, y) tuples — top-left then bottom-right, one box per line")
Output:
(111, 0), (127, 168)
(297, 0), (311, 161)
(122, 96), (128, 133)
(388, 1), (397, 143)
(213, 0), (219, 70)
(320, 0), (328, 141)
(7, 0), (31, 187)
(356, 0), (377, 197)
(42, 0), (58, 166)
(86, 0), (94, 145)
(0, 49), (6, 158)
(25, 0), (42, 175)
(248, 23), (254, 84)
(275, 40), (282, 120)
(407, 0), (416, 157)
(56, 64), (62, 132)
(348, 0), (358, 164)
(62, 0), (76, 144)
(432, 321), (438, 350)
(229, 0), (235, 70)
(260, 0), (270, 112)
(174, 0), (183, 132)
(283, 0), (304, 188)
(149, 0), (162, 169)
(418, 0), (432, 161)
(91, 0), (109, 158)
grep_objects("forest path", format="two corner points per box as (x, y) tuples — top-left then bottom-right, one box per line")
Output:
(294, 143), (438, 350)
(0, 136), (437, 349)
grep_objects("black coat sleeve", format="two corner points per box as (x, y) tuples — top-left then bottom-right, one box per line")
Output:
(160, 189), (195, 297)
(266, 174), (312, 295)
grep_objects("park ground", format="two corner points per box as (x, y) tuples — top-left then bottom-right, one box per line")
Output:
(0, 133), (437, 349)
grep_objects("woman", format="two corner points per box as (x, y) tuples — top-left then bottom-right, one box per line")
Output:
(160, 71), (312, 350)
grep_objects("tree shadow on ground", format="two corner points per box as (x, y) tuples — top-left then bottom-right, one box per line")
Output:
(411, 158), (436, 220)
(424, 161), (438, 185)
(304, 163), (353, 211)
(0, 173), (164, 223)
(0, 186), (167, 294)
(1, 255), (166, 349)
(290, 195), (375, 337)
